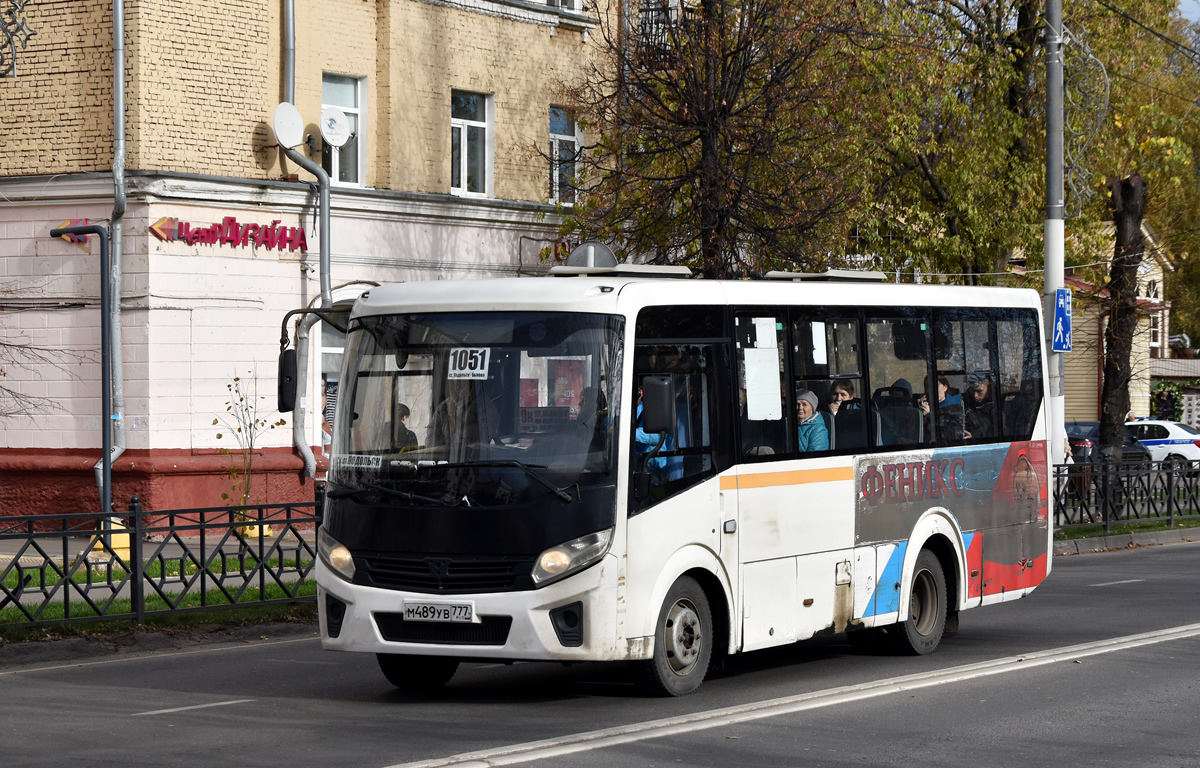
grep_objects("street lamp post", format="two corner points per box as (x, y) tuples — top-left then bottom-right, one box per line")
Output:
(1045, 0), (1066, 467)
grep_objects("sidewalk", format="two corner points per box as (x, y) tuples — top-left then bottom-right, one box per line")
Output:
(1053, 527), (1198, 555)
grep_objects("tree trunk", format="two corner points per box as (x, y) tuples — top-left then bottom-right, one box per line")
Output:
(1099, 173), (1146, 461)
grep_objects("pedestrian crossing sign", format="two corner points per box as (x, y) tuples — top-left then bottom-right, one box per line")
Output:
(1052, 287), (1072, 352)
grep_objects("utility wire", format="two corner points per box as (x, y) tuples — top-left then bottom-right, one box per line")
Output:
(1091, 0), (1200, 65)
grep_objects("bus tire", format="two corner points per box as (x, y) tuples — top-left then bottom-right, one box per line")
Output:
(890, 550), (947, 656)
(377, 653), (459, 692)
(635, 576), (713, 696)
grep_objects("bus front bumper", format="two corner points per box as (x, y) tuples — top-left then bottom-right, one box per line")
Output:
(316, 555), (623, 662)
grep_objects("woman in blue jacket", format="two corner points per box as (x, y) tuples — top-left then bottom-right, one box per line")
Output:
(795, 389), (829, 452)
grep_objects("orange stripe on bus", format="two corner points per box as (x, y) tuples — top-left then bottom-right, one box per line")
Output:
(722, 466), (854, 491)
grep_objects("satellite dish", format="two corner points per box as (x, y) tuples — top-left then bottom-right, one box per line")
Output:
(319, 107), (351, 149)
(272, 102), (305, 149)
(566, 241), (618, 268)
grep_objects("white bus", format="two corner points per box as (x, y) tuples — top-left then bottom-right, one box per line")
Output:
(300, 266), (1051, 696)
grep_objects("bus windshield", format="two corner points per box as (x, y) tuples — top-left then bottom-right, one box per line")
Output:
(330, 311), (624, 506)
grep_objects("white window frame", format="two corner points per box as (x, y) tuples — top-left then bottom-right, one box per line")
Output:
(322, 73), (367, 187)
(1150, 313), (1162, 346)
(550, 106), (582, 206)
(450, 90), (494, 198)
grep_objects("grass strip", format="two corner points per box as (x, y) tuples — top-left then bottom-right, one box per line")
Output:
(1055, 517), (1200, 540)
(0, 579), (317, 629)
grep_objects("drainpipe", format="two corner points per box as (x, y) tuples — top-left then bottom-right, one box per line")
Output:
(283, 148), (331, 478)
(281, 0), (332, 478)
(283, 0), (295, 103)
(96, 0), (128, 500)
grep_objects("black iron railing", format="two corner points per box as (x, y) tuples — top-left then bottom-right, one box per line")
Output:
(0, 484), (323, 627)
(1053, 460), (1200, 531)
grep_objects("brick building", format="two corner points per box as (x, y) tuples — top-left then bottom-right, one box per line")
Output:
(0, 0), (596, 514)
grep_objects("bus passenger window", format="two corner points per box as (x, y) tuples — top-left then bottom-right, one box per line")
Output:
(866, 315), (931, 448)
(997, 311), (1043, 440)
(735, 314), (788, 459)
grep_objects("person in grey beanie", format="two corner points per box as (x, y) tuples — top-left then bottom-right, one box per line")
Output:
(795, 388), (829, 452)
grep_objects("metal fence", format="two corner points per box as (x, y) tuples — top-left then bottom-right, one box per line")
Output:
(3, 465), (1194, 628)
(0, 484), (323, 628)
(1054, 460), (1200, 530)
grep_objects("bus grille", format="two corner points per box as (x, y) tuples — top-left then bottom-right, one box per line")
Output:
(356, 554), (532, 593)
(374, 613), (513, 645)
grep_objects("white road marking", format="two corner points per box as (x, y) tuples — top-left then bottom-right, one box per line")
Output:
(1089, 579), (1147, 587)
(132, 698), (255, 717)
(383, 622), (1200, 768)
(0, 635), (317, 677)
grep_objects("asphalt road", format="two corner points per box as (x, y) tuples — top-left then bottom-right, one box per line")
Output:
(3, 542), (1199, 768)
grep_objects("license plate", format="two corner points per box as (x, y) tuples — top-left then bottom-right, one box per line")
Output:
(403, 601), (475, 623)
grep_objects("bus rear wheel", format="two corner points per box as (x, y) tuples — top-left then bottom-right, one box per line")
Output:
(636, 576), (713, 696)
(377, 653), (459, 692)
(890, 550), (947, 656)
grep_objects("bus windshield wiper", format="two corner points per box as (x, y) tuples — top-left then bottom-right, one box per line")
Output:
(423, 461), (574, 503)
(327, 481), (454, 507)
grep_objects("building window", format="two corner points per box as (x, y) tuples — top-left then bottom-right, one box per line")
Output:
(550, 107), (580, 205)
(321, 74), (365, 186)
(451, 90), (491, 197)
(1151, 314), (1161, 346)
(548, 0), (576, 8)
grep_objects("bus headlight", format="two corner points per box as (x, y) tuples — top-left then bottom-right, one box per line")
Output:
(318, 528), (356, 582)
(531, 528), (613, 587)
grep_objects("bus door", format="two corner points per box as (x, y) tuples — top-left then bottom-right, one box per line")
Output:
(733, 310), (805, 651)
(625, 306), (736, 646)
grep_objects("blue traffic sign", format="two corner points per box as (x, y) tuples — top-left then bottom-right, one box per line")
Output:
(1052, 287), (1072, 352)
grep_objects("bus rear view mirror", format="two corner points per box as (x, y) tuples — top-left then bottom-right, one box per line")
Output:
(278, 348), (297, 413)
(640, 375), (675, 434)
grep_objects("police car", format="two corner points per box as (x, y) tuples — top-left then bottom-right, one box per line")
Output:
(1124, 420), (1200, 467)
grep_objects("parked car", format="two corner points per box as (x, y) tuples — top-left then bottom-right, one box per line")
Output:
(1066, 421), (1151, 464)
(1124, 420), (1200, 467)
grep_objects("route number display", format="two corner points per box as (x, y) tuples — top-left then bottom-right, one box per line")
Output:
(447, 347), (490, 380)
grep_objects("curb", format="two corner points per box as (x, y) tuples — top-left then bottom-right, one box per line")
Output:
(1054, 529), (1198, 555)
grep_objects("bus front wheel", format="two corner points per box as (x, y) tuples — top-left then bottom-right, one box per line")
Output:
(890, 550), (947, 656)
(377, 653), (459, 692)
(636, 576), (713, 696)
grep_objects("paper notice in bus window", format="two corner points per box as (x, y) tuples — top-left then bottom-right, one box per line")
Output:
(744, 347), (783, 420)
(812, 321), (828, 365)
(447, 347), (490, 380)
(752, 318), (777, 349)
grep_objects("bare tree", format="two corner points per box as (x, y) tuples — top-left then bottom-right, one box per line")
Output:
(1098, 173), (1146, 459)
(559, 0), (871, 278)
(0, 300), (92, 419)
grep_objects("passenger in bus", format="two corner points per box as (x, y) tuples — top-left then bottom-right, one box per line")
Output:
(795, 389), (830, 452)
(395, 403), (419, 451)
(920, 375), (964, 442)
(828, 380), (857, 414)
(965, 374), (997, 439)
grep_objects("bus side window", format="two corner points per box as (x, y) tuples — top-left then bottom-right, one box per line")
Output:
(792, 315), (864, 453)
(735, 313), (788, 459)
(997, 310), (1043, 441)
(865, 315), (932, 448)
(631, 343), (722, 511)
